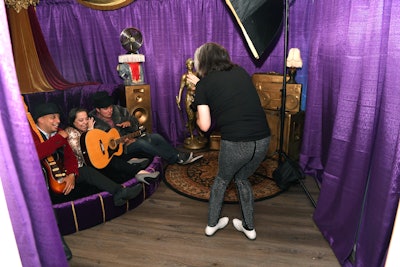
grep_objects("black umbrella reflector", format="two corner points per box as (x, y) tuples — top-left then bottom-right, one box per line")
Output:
(225, 0), (284, 59)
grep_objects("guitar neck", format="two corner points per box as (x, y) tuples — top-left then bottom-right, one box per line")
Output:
(115, 127), (144, 145)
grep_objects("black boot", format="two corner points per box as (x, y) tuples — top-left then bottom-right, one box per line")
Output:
(113, 184), (143, 206)
(61, 235), (72, 261)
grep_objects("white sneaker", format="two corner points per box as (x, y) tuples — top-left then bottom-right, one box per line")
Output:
(232, 218), (256, 240)
(205, 217), (229, 236)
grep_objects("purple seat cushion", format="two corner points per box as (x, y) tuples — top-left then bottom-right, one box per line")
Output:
(54, 157), (165, 235)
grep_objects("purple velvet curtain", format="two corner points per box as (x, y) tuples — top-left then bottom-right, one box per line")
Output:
(28, 6), (99, 90)
(0, 2), (68, 267)
(3, 0), (400, 266)
(301, 1), (400, 267)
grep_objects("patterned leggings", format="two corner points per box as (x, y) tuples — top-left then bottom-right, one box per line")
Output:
(208, 137), (270, 229)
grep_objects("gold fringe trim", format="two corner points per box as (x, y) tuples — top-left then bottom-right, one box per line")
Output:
(70, 201), (79, 232)
(5, 0), (39, 13)
(123, 185), (129, 211)
(76, 0), (134, 11)
(98, 194), (106, 222)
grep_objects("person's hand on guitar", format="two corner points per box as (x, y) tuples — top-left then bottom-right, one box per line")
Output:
(57, 129), (69, 138)
(88, 117), (95, 131)
(63, 173), (76, 195)
(81, 126), (145, 169)
(116, 121), (131, 128)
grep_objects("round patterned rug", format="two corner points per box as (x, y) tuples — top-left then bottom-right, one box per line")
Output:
(164, 150), (282, 203)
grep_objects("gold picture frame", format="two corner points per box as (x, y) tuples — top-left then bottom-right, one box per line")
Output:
(77, 0), (134, 10)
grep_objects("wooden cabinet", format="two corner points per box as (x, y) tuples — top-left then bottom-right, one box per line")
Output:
(252, 73), (302, 114)
(265, 110), (304, 160)
(252, 73), (304, 160)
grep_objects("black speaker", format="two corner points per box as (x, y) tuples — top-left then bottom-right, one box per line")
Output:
(123, 84), (152, 132)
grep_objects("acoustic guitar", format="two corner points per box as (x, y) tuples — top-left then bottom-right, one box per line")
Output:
(81, 126), (145, 169)
(42, 155), (66, 194)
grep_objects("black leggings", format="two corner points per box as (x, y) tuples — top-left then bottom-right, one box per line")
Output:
(208, 137), (270, 229)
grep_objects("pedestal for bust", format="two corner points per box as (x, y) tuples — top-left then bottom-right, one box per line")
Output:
(183, 135), (208, 150)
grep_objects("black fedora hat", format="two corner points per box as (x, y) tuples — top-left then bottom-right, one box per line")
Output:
(32, 103), (61, 121)
(92, 91), (113, 108)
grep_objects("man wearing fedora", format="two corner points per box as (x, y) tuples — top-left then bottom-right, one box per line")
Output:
(89, 91), (203, 165)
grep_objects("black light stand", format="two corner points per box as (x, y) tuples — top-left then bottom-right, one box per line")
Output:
(278, 0), (316, 208)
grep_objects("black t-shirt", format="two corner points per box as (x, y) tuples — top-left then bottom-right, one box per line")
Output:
(194, 66), (270, 141)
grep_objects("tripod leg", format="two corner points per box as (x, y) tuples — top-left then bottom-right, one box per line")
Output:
(297, 177), (317, 208)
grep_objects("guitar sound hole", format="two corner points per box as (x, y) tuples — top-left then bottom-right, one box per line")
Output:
(109, 139), (117, 150)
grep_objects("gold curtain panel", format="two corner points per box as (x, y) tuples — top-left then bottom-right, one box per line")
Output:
(7, 7), (54, 93)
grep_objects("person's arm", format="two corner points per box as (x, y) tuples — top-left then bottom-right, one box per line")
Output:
(196, 105), (211, 132)
(31, 127), (69, 160)
(62, 141), (79, 177)
(31, 127), (78, 195)
(88, 117), (95, 130)
(66, 127), (83, 161)
(187, 73), (200, 85)
(117, 105), (140, 129)
(58, 129), (79, 194)
(176, 74), (186, 109)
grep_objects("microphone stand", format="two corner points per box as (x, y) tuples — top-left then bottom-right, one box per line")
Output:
(277, 0), (316, 208)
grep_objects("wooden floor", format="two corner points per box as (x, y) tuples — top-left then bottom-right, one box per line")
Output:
(65, 176), (340, 267)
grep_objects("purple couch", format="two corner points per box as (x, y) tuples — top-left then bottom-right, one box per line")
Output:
(23, 84), (165, 235)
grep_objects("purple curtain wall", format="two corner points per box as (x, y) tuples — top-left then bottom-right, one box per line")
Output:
(304, 1), (400, 266)
(0, 1), (68, 267)
(1, 0), (399, 265)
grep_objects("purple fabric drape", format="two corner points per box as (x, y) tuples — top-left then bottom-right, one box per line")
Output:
(28, 6), (99, 90)
(0, 2), (67, 267)
(35, 0), (299, 146)
(6, 0), (399, 266)
(302, 1), (400, 266)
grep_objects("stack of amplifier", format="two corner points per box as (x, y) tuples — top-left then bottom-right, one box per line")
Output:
(252, 72), (304, 160)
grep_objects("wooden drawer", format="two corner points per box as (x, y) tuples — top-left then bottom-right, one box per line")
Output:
(252, 73), (302, 114)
